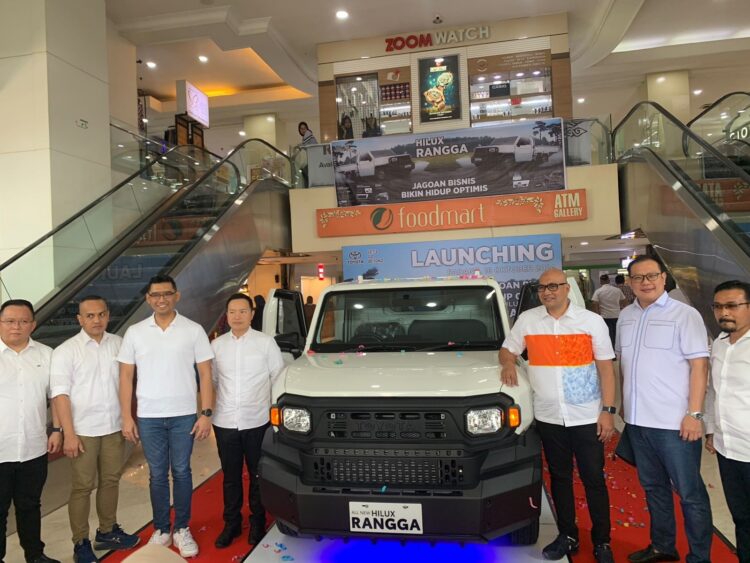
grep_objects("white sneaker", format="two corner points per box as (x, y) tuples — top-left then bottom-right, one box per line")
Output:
(147, 529), (172, 547)
(173, 527), (199, 558)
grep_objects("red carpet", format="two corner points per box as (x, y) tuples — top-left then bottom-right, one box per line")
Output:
(544, 434), (738, 562)
(102, 470), (264, 562)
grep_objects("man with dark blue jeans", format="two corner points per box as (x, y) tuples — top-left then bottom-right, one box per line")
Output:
(616, 256), (712, 563)
(705, 280), (750, 563)
(118, 275), (214, 558)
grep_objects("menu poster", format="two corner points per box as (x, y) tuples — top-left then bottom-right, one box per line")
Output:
(419, 54), (461, 123)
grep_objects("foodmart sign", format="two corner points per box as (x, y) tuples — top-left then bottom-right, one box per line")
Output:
(385, 26), (490, 52)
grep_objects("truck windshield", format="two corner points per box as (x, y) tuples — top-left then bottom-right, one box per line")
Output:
(311, 286), (504, 353)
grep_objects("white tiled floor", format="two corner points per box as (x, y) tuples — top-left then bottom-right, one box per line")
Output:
(3, 429), (738, 562)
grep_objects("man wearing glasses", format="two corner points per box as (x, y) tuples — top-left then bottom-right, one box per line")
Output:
(616, 256), (712, 563)
(500, 268), (617, 563)
(211, 293), (284, 548)
(704, 280), (750, 563)
(0, 299), (62, 563)
(118, 275), (215, 558)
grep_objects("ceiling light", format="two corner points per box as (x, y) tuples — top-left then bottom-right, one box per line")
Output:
(198, 55), (208, 63)
(532, 70), (541, 76)
(335, 97), (342, 103)
(577, 97), (586, 103)
(580, 241), (589, 246)
(238, 130), (246, 136)
(493, 75), (500, 80)
(351, 87), (357, 92)
(692, 89), (703, 95)
(266, 116), (275, 122)
(434, 58), (444, 65)
(356, 76), (362, 81)
(656, 76), (666, 83)
(141, 118), (149, 123)
(145, 61), (156, 69)
(707, 133), (713, 137)
(335, 10), (349, 20)
(515, 72), (525, 77)
(117, 144), (124, 148)
(360, 56), (369, 59)
(477, 76), (486, 82)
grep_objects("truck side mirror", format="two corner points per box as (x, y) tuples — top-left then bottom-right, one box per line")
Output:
(275, 332), (304, 359)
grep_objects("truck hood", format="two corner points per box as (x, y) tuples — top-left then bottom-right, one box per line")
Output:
(279, 350), (515, 398)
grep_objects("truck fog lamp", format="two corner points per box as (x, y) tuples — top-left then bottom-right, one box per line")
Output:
(282, 407), (311, 433)
(466, 407), (503, 435)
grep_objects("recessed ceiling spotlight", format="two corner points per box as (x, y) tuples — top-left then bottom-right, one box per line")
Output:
(360, 56), (369, 59)
(198, 55), (208, 63)
(577, 97), (586, 103)
(580, 241), (589, 246)
(692, 89), (703, 95)
(238, 130), (246, 137)
(532, 70), (541, 76)
(146, 61), (157, 69)
(117, 144), (124, 148)
(266, 116), (275, 122)
(335, 97), (342, 103)
(335, 10), (349, 20)
(656, 76), (666, 83)
(493, 75), (500, 80)
(515, 72), (525, 77)
(142, 118), (149, 123)
(351, 87), (357, 92)
(356, 76), (362, 81)
(477, 76), (486, 82)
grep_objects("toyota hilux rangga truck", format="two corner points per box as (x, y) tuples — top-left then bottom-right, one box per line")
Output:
(470, 136), (559, 166)
(338, 149), (415, 180)
(259, 278), (542, 543)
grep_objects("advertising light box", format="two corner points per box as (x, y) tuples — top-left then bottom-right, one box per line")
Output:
(176, 80), (210, 127)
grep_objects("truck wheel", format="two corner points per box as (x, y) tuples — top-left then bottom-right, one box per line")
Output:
(509, 517), (539, 545)
(276, 520), (299, 537)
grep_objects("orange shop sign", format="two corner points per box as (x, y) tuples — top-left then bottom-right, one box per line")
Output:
(316, 189), (587, 237)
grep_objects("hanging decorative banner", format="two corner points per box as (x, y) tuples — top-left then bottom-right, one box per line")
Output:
(316, 189), (587, 237)
(331, 118), (565, 207)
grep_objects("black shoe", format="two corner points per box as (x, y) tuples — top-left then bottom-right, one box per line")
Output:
(214, 524), (242, 548)
(249, 522), (266, 545)
(543, 534), (580, 560)
(27, 555), (61, 563)
(628, 544), (680, 562)
(594, 543), (615, 563)
(73, 538), (99, 563)
(94, 523), (139, 550)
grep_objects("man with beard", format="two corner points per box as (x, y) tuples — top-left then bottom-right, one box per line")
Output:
(705, 280), (750, 563)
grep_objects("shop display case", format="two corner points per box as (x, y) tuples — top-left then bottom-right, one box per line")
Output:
(334, 74), (380, 139)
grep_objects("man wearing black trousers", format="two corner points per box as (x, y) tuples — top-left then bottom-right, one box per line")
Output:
(211, 293), (284, 548)
(0, 299), (62, 563)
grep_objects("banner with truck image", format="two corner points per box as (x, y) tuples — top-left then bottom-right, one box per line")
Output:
(331, 118), (565, 207)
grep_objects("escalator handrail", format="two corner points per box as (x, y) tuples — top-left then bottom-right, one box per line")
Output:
(612, 100), (750, 188)
(32, 139), (289, 329)
(686, 91), (750, 128)
(109, 123), (228, 163)
(0, 144), (212, 273)
(619, 141), (750, 262)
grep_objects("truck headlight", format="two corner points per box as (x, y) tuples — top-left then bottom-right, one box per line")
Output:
(465, 407), (503, 435)
(282, 407), (311, 433)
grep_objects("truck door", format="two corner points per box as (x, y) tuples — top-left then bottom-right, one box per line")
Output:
(358, 153), (375, 177)
(515, 137), (534, 162)
(263, 289), (308, 361)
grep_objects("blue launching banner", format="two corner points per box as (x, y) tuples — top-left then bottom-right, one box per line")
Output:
(343, 234), (562, 317)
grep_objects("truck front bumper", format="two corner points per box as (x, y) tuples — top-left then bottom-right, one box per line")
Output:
(259, 427), (542, 541)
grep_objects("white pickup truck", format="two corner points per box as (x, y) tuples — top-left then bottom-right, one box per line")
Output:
(338, 149), (415, 180)
(259, 278), (542, 543)
(471, 136), (559, 166)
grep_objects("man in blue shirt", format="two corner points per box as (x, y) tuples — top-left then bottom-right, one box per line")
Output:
(616, 256), (712, 563)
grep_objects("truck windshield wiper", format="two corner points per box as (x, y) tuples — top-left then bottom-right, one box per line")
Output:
(335, 343), (419, 353)
(416, 341), (499, 352)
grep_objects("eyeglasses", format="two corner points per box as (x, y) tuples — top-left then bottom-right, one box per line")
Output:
(711, 302), (750, 312)
(0, 319), (33, 326)
(535, 282), (568, 293)
(629, 272), (663, 283)
(148, 291), (177, 299)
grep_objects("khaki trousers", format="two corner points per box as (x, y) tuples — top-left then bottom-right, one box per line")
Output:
(68, 431), (125, 544)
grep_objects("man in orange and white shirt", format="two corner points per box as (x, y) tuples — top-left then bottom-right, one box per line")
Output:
(500, 268), (616, 563)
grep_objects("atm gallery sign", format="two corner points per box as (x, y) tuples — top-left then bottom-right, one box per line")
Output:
(385, 26), (490, 52)
(316, 189), (588, 237)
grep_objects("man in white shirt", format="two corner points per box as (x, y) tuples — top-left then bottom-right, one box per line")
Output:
(591, 274), (626, 346)
(0, 299), (61, 563)
(118, 275), (215, 558)
(211, 293), (284, 548)
(499, 269), (616, 563)
(51, 296), (139, 563)
(705, 280), (750, 563)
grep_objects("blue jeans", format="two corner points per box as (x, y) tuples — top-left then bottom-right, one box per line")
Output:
(628, 425), (713, 563)
(138, 415), (196, 532)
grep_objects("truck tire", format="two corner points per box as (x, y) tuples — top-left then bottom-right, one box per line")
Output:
(509, 517), (540, 545)
(276, 520), (299, 537)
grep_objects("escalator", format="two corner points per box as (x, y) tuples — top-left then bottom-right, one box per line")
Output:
(614, 100), (750, 335)
(0, 137), (295, 346)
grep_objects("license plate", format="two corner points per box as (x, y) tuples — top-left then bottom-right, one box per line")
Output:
(349, 501), (423, 535)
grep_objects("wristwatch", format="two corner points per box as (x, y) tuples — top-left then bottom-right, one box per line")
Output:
(200, 409), (213, 417)
(601, 406), (617, 414)
(687, 411), (704, 421)
(50, 427), (63, 433)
